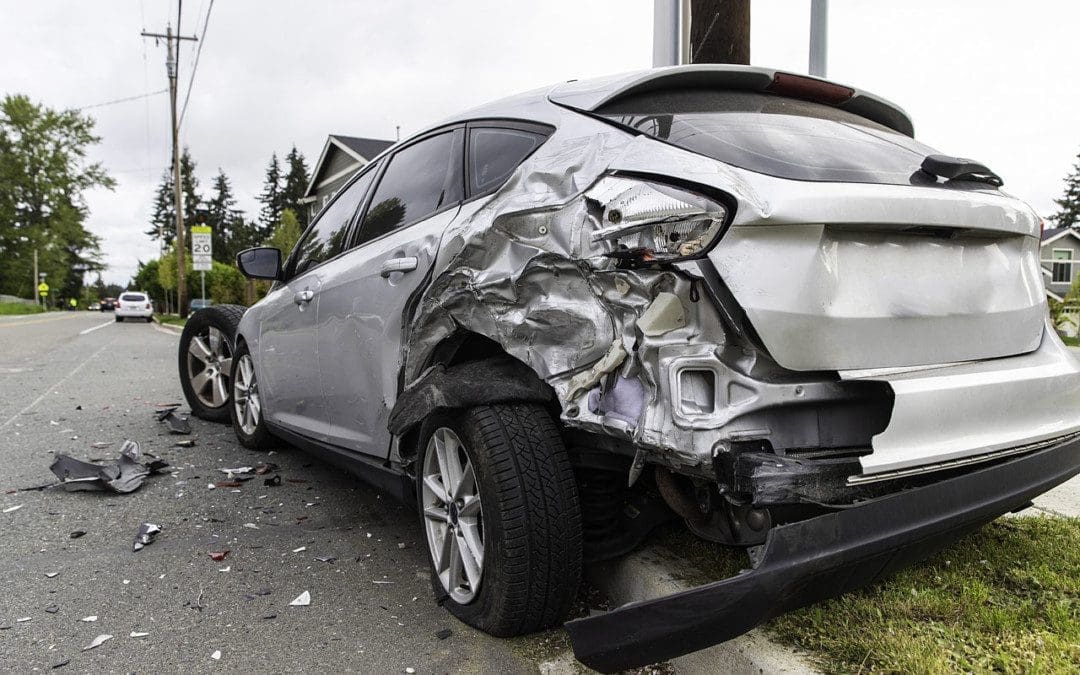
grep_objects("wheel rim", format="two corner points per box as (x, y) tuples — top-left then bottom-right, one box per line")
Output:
(421, 427), (484, 604)
(233, 353), (261, 435)
(186, 326), (233, 409)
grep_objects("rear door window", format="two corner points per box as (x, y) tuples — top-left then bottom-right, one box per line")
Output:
(121, 294), (145, 302)
(357, 130), (464, 244)
(290, 167), (377, 277)
(467, 126), (547, 195)
(598, 89), (941, 185)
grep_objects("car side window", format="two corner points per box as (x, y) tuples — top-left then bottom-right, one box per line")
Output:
(289, 167), (377, 277)
(468, 127), (546, 195)
(357, 130), (463, 244)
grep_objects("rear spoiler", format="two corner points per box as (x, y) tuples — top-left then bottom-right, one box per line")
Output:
(548, 64), (915, 137)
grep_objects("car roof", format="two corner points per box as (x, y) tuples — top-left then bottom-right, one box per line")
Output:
(439, 64), (914, 137)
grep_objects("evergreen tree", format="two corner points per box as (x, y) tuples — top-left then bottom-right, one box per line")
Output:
(145, 148), (201, 246)
(282, 146), (312, 227)
(1051, 151), (1080, 229)
(205, 168), (251, 263)
(257, 153), (285, 238)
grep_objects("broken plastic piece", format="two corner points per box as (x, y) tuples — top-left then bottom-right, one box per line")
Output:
(132, 523), (161, 552)
(83, 634), (112, 651)
(209, 550), (229, 561)
(211, 650), (222, 660)
(69, 530), (86, 539)
(2, 504), (23, 513)
(159, 409), (191, 434)
(435, 628), (452, 640)
(174, 439), (196, 448)
(50, 441), (168, 494)
(263, 475), (282, 487)
(130, 631), (149, 638)
(289, 591), (311, 606)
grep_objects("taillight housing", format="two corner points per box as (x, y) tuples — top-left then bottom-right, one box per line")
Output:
(586, 176), (729, 263)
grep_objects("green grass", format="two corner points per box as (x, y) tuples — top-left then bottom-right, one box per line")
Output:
(157, 313), (186, 327)
(768, 516), (1080, 673)
(1060, 335), (1080, 347)
(0, 302), (46, 315)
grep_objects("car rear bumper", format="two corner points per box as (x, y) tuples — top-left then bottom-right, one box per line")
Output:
(115, 308), (152, 318)
(565, 434), (1080, 673)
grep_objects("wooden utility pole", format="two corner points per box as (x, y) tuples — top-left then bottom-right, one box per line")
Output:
(688, 0), (750, 65)
(142, 24), (197, 315)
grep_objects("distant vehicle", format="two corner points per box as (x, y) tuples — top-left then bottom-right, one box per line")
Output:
(99, 297), (116, 311)
(115, 292), (153, 322)
(188, 298), (213, 316)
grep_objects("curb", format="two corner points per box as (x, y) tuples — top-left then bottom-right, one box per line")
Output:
(588, 546), (819, 674)
(152, 316), (184, 334)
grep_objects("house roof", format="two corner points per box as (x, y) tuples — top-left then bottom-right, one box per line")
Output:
(304, 134), (395, 198)
(1042, 226), (1080, 245)
(330, 135), (394, 162)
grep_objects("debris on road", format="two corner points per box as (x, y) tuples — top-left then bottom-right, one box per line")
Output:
(83, 634), (112, 651)
(314, 555), (336, 563)
(263, 475), (282, 487)
(69, 530), (86, 539)
(50, 440), (168, 494)
(208, 550), (229, 561)
(2, 504), (23, 513)
(219, 463), (279, 482)
(89, 442), (112, 449)
(130, 631), (150, 638)
(211, 650), (221, 660)
(51, 658), (71, 669)
(45, 572), (59, 578)
(173, 439), (196, 448)
(132, 523), (161, 552)
(17, 617), (31, 623)
(435, 628), (452, 640)
(156, 406), (191, 435)
(81, 615), (97, 622)
(292, 546), (307, 553)
(214, 480), (242, 488)
(289, 591), (311, 606)
(45, 605), (59, 614)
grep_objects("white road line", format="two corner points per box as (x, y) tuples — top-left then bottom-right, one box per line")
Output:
(0, 345), (109, 430)
(79, 320), (114, 335)
(151, 323), (181, 337)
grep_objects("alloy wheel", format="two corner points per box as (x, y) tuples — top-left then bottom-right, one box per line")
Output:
(186, 326), (232, 408)
(233, 353), (261, 436)
(421, 427), (484, 604)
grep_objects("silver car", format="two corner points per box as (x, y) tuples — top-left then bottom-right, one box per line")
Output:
(178, 65), (1080, 671)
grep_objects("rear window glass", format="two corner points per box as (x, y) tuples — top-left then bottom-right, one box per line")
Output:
(121, 294), (146, 302)
(598, 89), (939, 185)
(469, 127), (545, 195)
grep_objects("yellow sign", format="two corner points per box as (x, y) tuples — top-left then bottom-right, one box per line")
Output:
(37, 282), (49, 296)
(191, 225), (212, 235)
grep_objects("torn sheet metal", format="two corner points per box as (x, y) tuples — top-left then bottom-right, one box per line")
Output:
(50, 441), (168, 494)
(133, 523), (161, 552)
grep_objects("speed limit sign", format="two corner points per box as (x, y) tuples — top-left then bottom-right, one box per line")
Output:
(191, 225), (212, 271)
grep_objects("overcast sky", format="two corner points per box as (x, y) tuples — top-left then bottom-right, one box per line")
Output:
(2, 1), (1078, 285)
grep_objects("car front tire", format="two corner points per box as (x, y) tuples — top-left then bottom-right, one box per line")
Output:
(178, 304), (245, 422)
(230, 340), (274, 450)
(417, 403), (582, 637)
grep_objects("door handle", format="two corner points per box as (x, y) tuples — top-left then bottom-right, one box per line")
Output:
(293, 289), (315, 305)
(380, 256), (418, 277)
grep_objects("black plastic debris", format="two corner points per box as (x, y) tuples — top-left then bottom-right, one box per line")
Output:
(435, 628), (452, 640)
(263, 475), (282, 487)
(45, 605), (59, 614)
(50, 441), (169, 494)
(133, 523), (161, 552)
(51, 658), (71, 669)
(69, 530), (86, 539)
(155, 406), (191, 434)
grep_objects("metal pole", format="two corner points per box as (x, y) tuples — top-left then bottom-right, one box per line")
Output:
(809, 0), (829, 77)
(33, 248), (38, 307)
(201, 270), (205, 303)
(653, 0), (681, 67)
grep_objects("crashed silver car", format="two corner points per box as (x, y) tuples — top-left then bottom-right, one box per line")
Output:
(178, 65), (1080, 671)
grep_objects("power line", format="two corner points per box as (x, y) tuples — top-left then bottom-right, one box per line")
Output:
(78, 89), (168, 111)
(178, 0), (213, 128)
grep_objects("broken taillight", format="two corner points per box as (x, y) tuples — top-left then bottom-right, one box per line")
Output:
(586, 176), (729, 263)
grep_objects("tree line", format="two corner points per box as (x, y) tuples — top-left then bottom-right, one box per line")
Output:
(134, 148), (308, 310)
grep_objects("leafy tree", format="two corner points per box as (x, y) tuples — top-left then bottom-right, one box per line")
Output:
(0, 94), (112, 299)
(1051, 152), (1080, 229)
(207, 260), (246, 305)
(130, 258), (165, 307)
(145, 148), (201, 246)
(269, 208), (302, 256)
(257, 152), (285, 239)
(282, 146), (311, 227)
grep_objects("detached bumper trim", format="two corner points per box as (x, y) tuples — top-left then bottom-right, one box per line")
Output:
(565, 436), (1080, 673)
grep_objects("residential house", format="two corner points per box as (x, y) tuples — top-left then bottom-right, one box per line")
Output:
(1041, 226), (1080, 302)
(301, 135), (395, 223)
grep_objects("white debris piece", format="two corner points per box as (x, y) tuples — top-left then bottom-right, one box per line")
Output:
(289, 591), (311, 606)
(83, 634), (113, 651)
(45, 572), (59, 578)
(130, 631), (150, 638)
(292, 546), (307, 553)
(81, 615), (98, 622)
(211, 650), (222, 660)
(243, 523), (259, 529)
(16, 617), (31, 623)
(3, 504), (24, 513)
(218, 566), (231, 573)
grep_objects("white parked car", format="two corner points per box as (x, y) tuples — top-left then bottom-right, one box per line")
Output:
(115, 292), (153, 322)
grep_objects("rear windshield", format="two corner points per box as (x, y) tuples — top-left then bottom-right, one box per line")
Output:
(598, 89), (939, 185)
(121, 294), (146, 302)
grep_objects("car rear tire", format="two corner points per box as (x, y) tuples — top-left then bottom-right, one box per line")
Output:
(417, 403), (582, 637)
(178, 304), (245, 422)
(230, 341), (274, 450)
(116, 317), (123, 322)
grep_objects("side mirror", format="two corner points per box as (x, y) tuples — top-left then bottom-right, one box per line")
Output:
(236, 247), (282, 280)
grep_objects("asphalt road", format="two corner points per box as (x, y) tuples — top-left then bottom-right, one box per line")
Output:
(0, 312), (565, 672)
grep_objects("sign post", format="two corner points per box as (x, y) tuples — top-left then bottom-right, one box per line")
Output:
(191, 223), (212, 307)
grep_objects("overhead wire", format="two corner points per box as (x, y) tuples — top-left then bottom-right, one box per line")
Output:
(178, 0), (213, 129)
(77, 89), (168, 111)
